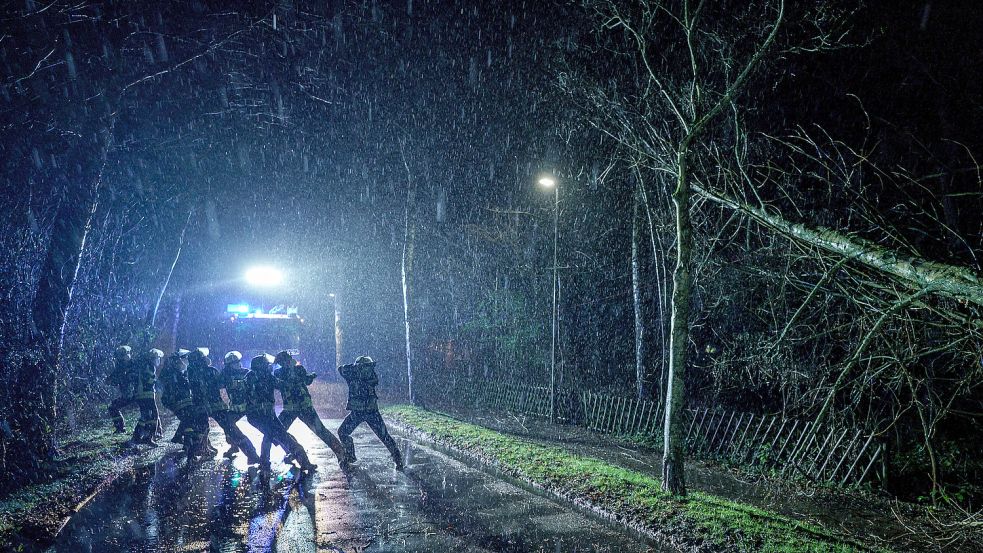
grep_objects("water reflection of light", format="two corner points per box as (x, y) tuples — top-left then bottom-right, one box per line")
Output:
(276, 497), (315, 553)
(144, 465), (161, 546)
(247, 474), (298, 553)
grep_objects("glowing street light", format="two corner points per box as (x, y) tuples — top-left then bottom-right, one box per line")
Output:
(538, 176), (556, 188)
(244, 266), (284, 287)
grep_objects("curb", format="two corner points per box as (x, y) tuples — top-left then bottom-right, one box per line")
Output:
(386, 416), (705, 553)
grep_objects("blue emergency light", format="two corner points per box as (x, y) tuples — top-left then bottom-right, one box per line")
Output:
(227, 303), (250, 314)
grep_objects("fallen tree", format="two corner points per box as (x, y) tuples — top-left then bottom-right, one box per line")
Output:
(692, 183), (983, 309)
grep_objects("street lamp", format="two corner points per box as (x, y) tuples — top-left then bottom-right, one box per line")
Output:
(329, 293), (343, 368)
(539, 175), (559, 423)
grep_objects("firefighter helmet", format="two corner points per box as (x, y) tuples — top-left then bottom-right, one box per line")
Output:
(251, 353), (274, 370)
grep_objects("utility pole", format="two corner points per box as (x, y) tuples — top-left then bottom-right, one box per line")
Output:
(539, 175), (560, 423)
(330, 293), (342, 367)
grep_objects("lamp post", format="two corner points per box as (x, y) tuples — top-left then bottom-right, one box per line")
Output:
(538, 175), (559, 423)
(329, 293), (343, 368)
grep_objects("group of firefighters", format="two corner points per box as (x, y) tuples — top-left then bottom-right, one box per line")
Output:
(106, 346), (404, 473)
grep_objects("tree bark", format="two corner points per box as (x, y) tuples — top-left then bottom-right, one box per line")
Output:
(334, 295), (344, 369)
(662, 149), (692, 496)
(400, 141), (417, 404)
(21, 124), (113, 462)
(633, 166), (669, 392)
(169, 295), (182, 354)
(150, 209), (194, 330)
(632, 190), (653, 400)
(693, 184), (983, 308)
(402, 210), (416, 404)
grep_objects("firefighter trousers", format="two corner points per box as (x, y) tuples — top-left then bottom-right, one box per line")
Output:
(338, 409), (402, 463)
(261, 407), (346, 463)
(247, 410), (310, 466)
(212, 410), (259, 461)
(170, 406), (206, 453)
(108, 394), (138, 432)
(131, 398), (159, 443)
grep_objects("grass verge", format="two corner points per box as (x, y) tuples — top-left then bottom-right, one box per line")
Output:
(383, 405), (885, 553)
(0, 417), (170, 552)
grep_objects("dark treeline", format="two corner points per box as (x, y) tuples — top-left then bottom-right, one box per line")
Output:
(1, 0), (981, 507)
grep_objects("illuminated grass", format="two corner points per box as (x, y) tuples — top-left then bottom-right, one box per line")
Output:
(384, 405), (883, 553)
(0, 415), (170, 549)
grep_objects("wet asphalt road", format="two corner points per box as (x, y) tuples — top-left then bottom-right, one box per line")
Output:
(48, 418), (658, 552)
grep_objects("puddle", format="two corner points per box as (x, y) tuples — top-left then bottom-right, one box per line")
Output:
(48, 419), (662, 552)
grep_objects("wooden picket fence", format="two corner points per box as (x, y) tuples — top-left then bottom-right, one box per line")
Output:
(581, 391), (884, 487)
(581, 390), (665, 436)
(422, 378), (885, 488)
(684, 407), (884, 487)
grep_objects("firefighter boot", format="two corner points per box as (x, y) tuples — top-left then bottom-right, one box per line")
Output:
(293, 448), (317, 473)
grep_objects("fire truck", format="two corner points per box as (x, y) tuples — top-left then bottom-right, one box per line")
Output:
(222, 304), (306, 368)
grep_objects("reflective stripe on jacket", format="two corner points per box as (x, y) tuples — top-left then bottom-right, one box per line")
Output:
(223, 366), (249, 414)
(188, 362), (229, 414)
(133, 358), (156, 400)
(245, 369), (277, 415)
(339, 363), (379, 411)
(275, 364), (315, 410)
(159, 364), (193, 412)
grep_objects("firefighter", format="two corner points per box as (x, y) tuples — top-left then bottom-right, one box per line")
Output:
(188, 348), (260, 464)
(158, 349), (204, 461)
(107, 345), (136, 433)
(337, 356), (403, 470)
(245, 353), (316, 473)
(129, 348), (163, 446)
(259, 351), (349, 470)
(220, 351), (251, 459)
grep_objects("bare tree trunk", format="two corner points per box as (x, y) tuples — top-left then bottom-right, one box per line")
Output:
(633, 166), (669, 393)
(334, 295), (344, 368)
(402, 210), (416, 404)
(632, 190), (652, 400)
(662, 150), (692, 496)
(400, 141), (417, 404)
(654, 232), (670, 393)
(907, 373), (940, 505)
(150, 209), (194, 329)
(22, 123), (113, 461)
(169, 296), (182, 354)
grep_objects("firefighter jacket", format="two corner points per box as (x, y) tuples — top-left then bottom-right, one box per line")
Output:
(107, 358), (134, 396)
(274, 364), (315, 410)
(132, 356), (157, 401)
(338, 363), (379, 411)
(222, 365), (250, 415)
(159, 362), (193, 412)
(188, 361), (230, 415)
(245, 368), (278, 415)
